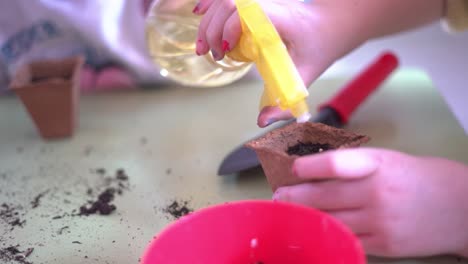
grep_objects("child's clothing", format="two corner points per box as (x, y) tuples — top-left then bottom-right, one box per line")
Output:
(0, 0), (163, 92)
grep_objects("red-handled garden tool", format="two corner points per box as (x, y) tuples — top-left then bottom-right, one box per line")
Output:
(217, 52), (399, 175)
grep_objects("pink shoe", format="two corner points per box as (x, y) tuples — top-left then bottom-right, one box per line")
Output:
(80, 66), (136, 93)
(95, 67), (136, 91)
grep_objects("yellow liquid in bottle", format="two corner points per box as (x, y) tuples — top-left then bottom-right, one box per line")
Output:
(145, 0), (252, 87)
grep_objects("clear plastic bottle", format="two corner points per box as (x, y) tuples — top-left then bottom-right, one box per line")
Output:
(145, 0), (253, 87)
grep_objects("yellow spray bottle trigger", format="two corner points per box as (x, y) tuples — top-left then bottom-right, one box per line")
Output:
(227, 0), (311, 122)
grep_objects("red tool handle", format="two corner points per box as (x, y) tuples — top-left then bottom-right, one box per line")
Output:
(319, 52), (399, 124)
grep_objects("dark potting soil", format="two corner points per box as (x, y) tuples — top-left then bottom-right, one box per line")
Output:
(115, 169), (128, 181)
(286, 141), (333, 156)
(95, 168), (106, 175)
(1, 167), (133, 263)
(79, 188), (116, 216)
(0, 203), (26, 230)
(31, 190), (49, 209)
(164, 201), (193, 219)
(57, 226), (69, 235)
(0, 245), (34, 264)
(78, 169), (130, 216)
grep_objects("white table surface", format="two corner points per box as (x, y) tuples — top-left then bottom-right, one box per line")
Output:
(0, 69), (467, 263)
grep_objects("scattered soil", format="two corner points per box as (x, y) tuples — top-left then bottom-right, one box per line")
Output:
(57, 226), (69, 235)
(31, 190), (49, 209)
(1, 167), (133, 262)
(77, 169), (130, 216)
(0, 245), (34, 264)
(0, 203), (26, 230)
(0, 166), (202, 263)
(95, 168), (106, 175)
(164, 200), (193, 219)
(79, 188), (116, 216)
(115, 169), (128, 181)
(287, 141), (333, 156)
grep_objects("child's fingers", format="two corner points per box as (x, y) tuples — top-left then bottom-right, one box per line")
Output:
(257, 106), (293, 127)
(293, 149), (379, 180)
(196, 2), (218, 55)
(273, 178), (371, 210)
(328, 209), (373, 236)
(205, 1), (237, 60)
(359, 235), (387, 256)
(222, 10), (242, 53)
(193, 0), (216, 14)
(296, 63), (323, 90)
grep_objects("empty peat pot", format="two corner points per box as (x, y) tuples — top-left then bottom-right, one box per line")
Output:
(10, 56), (84, 139)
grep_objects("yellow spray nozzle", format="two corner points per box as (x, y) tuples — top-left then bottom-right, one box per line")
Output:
(227, 0), (310, 120)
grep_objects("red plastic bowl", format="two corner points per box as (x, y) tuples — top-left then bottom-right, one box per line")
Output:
(141, 200), (365, 264)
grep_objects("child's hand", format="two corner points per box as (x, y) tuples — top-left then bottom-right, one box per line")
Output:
(273, 148), (468, 258)
(194, 0), (444, 127)
(195, 0), (367, 127)
(194, 0), (368, 92)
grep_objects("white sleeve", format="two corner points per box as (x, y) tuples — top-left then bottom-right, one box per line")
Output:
(40, 0), (163, 84)
(0, 1), (111, 84)
(0, 0), (163, 87)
